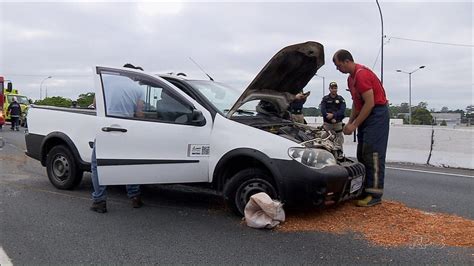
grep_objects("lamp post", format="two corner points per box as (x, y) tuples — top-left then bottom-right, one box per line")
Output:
(396, 66), (425, 124)
(40, 76), (52, 100)
(314, 74), (325, 98)
(376, 0), (384, 84)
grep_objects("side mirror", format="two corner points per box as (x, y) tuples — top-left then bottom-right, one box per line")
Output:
(7, 82), (13, 92)
(191, 109), (206, 126)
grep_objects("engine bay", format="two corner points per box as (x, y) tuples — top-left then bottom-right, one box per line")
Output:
(233, 115), (345, 161)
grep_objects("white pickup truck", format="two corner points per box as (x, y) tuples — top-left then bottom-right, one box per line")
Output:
(25, 41), (365, 215)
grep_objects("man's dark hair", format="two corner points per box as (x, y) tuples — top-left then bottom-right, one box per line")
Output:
(123, 63), (144, 71)
(333, 49), (354, 63)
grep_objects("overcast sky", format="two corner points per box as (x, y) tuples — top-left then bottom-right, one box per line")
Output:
(0, 0), (472, 111)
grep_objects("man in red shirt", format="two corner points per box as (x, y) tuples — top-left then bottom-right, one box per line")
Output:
(333, 49), (389, 207)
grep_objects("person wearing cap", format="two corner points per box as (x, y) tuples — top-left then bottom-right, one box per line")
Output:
(289, 90), (310, 123)
(333, 49), (389, 207)
(320, 81), (346, 151)
(7, 96), (21, 131)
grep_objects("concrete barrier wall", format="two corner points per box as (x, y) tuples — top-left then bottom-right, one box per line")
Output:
(307, 117), (473, 169)
(342, 125), (474, 169)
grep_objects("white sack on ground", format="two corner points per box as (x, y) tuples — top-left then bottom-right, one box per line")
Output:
(244, 192), (285, 229)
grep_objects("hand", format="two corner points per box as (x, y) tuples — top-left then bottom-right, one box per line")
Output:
(331, 119), (336, 123)
(343, 123), (357, 135)
(295, 93), (306, 100)
(326, 113), (334, 120)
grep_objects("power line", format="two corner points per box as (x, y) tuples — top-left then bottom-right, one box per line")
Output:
(4, 74), (90, 77)
(372, 44), (382, 70)
(388, 36), (473, 47)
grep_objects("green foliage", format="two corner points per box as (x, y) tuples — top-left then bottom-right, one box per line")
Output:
(399, 103), (409, 113)
(417, 102), (428, 109)
(411, 107), (433, 125)
(303, 107), (321, 116)
(76, 92), (95, 108)
(344, 108), (351, 118)
(34, 96), (72, 107)
(32, 92), (95, 108)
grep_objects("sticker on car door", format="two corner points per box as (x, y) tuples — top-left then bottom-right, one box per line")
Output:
(188, 144), (210, 157)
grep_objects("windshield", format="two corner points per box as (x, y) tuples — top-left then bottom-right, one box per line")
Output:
(7, 95), (29, 105)
(186, 80), (245, 115)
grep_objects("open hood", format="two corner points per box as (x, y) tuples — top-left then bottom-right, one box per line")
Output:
(227, 41), (324, 118)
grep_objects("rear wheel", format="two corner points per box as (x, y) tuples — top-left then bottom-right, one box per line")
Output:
(46, 145), (83, 190)
(224, 168), (278, 216)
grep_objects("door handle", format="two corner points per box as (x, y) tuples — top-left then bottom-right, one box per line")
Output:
(101, 127), (127, 133)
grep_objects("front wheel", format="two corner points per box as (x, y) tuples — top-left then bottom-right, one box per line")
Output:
(46, 145), (83, 190)
(224, 168), (278, 216)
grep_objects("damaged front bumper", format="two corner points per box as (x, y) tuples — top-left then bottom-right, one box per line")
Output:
(273, 158), (365, 208)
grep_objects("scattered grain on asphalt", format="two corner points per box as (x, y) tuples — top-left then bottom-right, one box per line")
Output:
(279, 200), (474, 248)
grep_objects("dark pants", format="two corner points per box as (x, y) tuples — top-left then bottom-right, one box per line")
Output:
(10, 116), (19, 130)
(356, 105), (389, 198)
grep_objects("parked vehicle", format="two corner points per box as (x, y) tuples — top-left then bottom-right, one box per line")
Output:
(2, 82), (30, 127)
(25, 42), (365, 216)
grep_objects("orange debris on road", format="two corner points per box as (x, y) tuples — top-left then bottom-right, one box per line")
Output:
(279, 200), (474, 248)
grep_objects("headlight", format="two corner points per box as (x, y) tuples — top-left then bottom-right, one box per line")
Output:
(288, 147), (337, 169)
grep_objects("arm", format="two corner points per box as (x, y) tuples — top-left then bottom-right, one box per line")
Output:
(6, 103), (12, 116)
(343, 90), (374, 134)
(135, 99), (145, 118)
(320, 98), (327, 118)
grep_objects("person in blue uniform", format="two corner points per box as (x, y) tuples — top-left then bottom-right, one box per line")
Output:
(320, 82), (346, 151)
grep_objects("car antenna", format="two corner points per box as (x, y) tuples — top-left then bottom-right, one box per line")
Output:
(189, 57), (214, 81)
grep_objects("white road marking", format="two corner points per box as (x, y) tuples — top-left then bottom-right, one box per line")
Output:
(387, 166), (474, 178)
(0, 246), (13, 266)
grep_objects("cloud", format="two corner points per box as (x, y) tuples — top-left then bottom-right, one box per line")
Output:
(0, 1), (471, 111)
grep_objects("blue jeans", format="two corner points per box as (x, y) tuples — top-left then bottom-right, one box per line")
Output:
(91, 143), (140, 203)
(356, 105), (390, 198)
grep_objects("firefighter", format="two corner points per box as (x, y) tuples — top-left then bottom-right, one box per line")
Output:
(7, 96), (21, 131)
(333, 49), (389, 207)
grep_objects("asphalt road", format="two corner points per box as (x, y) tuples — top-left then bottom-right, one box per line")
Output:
(0, 128), (473, 264)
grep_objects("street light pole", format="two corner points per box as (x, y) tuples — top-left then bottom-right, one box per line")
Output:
(376, 0), (384, 84)
(396, 66), (425, 124)
(40, 76), (52, 100)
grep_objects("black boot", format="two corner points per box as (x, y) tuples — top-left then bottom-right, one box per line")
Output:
(90, 201), (107, 213)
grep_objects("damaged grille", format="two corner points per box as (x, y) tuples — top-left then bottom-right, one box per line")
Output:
(337, 162), (365, 202)
(345, 162), (365, 179)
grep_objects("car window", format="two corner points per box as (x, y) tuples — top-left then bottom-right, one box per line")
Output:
(7, 95), (29, 105)
(186, 80), (241, 114)
(100, 72), (195, 124)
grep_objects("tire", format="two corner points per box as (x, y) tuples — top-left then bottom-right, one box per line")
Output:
(46, 145), (83, 190)
(223, 168), (278, 217)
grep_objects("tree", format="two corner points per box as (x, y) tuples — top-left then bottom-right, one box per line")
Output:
(34, 96), (72, 107)
(388, 104), (400, 118)
(417, 102), (428, 109)
(77, 92), (95, 107)
(440, 106), (449, 113)
(303, 107), (321, 116)
(411, 108), (433, 125)
(399, 102), (409, 113)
